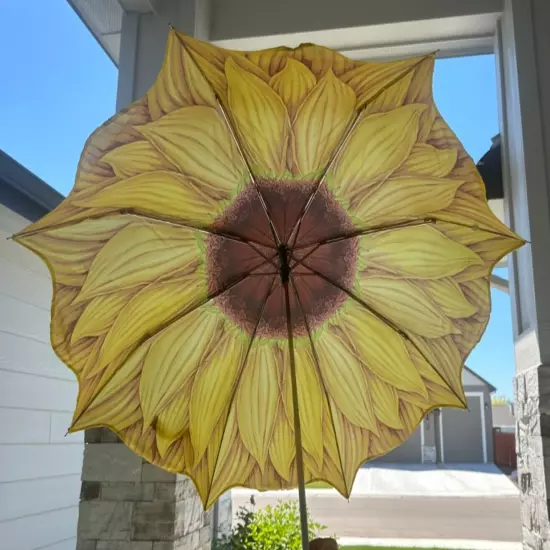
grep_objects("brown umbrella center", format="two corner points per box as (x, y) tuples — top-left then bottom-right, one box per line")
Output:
(206, 181), (358, 338)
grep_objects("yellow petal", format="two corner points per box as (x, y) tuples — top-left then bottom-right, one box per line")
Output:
(77, 222), (201, 301)
(407, 335), (464, 402)
(147, 30), (217, 119)
(189, 327), (247, 466)
(247, 47), (292, 77)
(339, 301), (427, 395)
(315, 331), (377, 432)
(360, 225), (483, 279)
(269, 404), (295, 481)
(352, 176), (462, 227)
(293, 69), (356, 177)
(18, 232), (103, 287)
(424, 279), (477, 319)
(71, 381), (141, 432)
(370, 423), (406, 459)
(14, 202), (117, 239)
(70, 344), (149, 431)
(435, 190), (521, 240)
(139, 308), (220, 427)
(331, 403), (369, 493)
(397, 144), (457, 177)
(460, 279), (490, 316)
(180, 33), (270, 99)
(237, 344), (280, 470)
(73, 171), (223, 226)
(283, 343), (324, 468)
(72, 290), (135, 342)
(340, 55), (428, 108)
(97, 274), (207, 373)
(297, 44), (355, 78)
(357, 276), (459, 338)
(400, 401), (424, 434)
(43, 217), (131, 242)
(101, 141), (177, 178)
(330, 104), (426, 199)
(137, 106), (246, 196)
(226, 57), (290, 177)
(366, 372), (402, 430)
(363, 70), (415, 115)
(269, 58), (316, 118)
(322, 395), (345, 482)
(207, 408), (255, 507)
(156, 379), (193, 457)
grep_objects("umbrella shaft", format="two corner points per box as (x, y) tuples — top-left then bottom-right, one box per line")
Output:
(284, 279), (310, 550)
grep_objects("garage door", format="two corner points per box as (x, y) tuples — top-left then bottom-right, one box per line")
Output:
(374, 426), (422, 463)
(441, 394), (486, 463)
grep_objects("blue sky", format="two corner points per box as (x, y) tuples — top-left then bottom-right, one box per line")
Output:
(0, 1), (515, 397)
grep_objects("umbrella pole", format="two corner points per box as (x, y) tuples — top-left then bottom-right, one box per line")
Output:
(283, 278), (310, 550)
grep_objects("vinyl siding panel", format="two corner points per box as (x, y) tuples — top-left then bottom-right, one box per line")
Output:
(0, 204), (82, 550)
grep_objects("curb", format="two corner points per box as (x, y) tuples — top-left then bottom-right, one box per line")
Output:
(337, 537), (521, 549)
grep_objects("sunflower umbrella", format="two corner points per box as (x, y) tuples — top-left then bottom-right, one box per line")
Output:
(14, 29), (523, 549)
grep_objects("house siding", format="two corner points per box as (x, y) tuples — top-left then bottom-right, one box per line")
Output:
(0, 204), (82, 550)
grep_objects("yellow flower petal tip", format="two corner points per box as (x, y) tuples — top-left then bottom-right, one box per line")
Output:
(13, 27), (524, 506)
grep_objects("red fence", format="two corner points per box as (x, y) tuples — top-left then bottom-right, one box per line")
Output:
(493, 429), (517, 469)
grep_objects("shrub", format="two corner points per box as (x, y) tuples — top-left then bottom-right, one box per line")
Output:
(215, 496), (326, 550)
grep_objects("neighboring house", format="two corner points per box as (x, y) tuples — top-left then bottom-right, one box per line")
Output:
(0, 150), (84, 550)
(376, 366), (495, 464)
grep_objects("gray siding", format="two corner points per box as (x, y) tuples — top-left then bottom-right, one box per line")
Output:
(374, 427), (422, 463)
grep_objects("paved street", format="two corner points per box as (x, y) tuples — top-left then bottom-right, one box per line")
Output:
(232, 494), (522, 542)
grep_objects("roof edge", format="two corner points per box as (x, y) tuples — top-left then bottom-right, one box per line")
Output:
(0, 150), (63, 220)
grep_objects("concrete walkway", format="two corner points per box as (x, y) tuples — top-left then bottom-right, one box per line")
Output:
(337, 537), (521, 549)
(232, 463), (519, 499)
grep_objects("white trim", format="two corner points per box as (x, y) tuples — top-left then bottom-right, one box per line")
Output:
(467, 392), (489, 463)
(420, 419), (425, 464)
(438, 409), (445, 463)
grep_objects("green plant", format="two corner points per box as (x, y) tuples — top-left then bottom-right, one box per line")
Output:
(215, 496), (326, 550)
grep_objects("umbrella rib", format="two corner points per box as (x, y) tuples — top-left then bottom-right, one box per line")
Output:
(286, 53), (436, 250)
(298, 262), (468, 408)
(204, 275), (277, 506)
(69, 256), (278, 430)
(175, 34), (282, 249)
(289, 276), (350, 499)
(292, 218), (437, 252)
(291, 216), (523, 255)
(12, 208), (277, 250)
(214, 98), (282, 248)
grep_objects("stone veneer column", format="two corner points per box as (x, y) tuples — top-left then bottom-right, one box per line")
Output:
(77, 428), (231, 550)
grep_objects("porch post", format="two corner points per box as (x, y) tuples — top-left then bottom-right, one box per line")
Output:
(497, 1), (550, 548)
(76, 2), (232, 549)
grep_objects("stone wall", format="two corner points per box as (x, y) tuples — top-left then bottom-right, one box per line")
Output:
(77, 428), (232, 550)
(514, 366), (550, 550)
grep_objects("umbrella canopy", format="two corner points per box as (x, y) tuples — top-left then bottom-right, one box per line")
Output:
(15, 29), (523, 522)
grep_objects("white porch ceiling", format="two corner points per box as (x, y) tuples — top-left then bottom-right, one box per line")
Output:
(67, 0), (157, 64)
